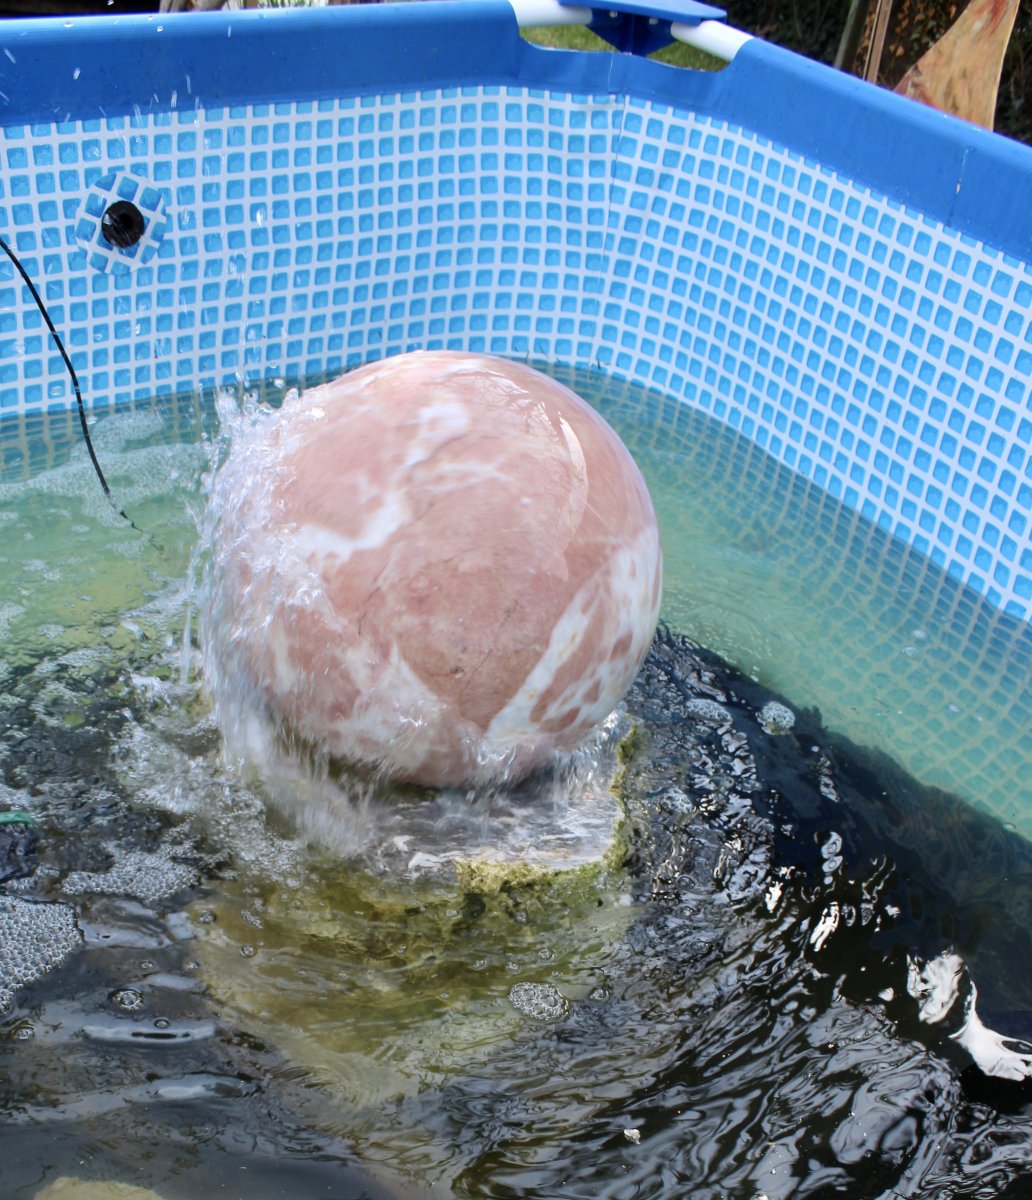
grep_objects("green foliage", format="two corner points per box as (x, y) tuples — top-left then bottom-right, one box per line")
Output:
(520, 24), (725, 70)
(998, 4), (1030, 145)
(520, 4), (1028, 144)
(722, 0), (846, 64)
(727, 0), (1029, 145)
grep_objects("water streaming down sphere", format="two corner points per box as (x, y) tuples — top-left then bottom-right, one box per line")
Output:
(204, 351), (663, 789)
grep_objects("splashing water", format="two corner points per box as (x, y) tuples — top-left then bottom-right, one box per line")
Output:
(195, 382), (630, 873)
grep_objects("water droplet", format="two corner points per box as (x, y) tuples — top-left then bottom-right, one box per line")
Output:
(153, 1017), (171, 1030)
(112, 987), (143, 1011)
(240, 944), (256, 958)
(11, 1023), (34, 1041)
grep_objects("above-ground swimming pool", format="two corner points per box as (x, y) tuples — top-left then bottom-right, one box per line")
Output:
(1, 2), (1032, 1198)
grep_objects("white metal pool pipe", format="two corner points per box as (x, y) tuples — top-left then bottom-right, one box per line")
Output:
(507, 0), (752, 61)
(509, 0), (594, 25)
(669, 18), (752, 61)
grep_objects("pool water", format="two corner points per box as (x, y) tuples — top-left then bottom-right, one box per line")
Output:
(1, 368), (1031, 1199)
(579, 368), (1032, 842)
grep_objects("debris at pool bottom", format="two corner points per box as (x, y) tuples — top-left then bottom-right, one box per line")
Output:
(4, 625), (1032, 1199)
(32, 1178), (168, 1200)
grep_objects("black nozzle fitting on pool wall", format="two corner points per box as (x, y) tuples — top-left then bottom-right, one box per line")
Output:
(100, 200), (145, 249)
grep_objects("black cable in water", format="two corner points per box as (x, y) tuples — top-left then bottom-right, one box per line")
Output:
(0, 233), (135, 525)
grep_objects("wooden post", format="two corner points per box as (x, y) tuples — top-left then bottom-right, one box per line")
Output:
(863, 0), (896, 83)
(894, 0), (1021, 129)
(834, 0), (873, 71)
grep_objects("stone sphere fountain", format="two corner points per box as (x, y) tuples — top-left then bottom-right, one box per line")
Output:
(206, 350), (662, 790)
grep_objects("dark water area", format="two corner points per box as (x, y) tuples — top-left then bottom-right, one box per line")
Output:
(650, 629), (1032, 1051)
(0, 659), (394, 1200)
(2, 617), (1032, 1198)
(383, 626), (1032, 1198)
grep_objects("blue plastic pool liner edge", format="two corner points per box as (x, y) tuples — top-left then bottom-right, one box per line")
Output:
(0, 1), (1029, 263)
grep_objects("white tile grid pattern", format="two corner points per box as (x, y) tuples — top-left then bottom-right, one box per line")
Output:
(0, 87), (1030, 617)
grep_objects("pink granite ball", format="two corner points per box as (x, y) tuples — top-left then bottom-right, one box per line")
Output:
(208, 351), (662, 789)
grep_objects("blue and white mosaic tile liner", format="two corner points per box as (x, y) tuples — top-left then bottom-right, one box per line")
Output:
(1, 87), (1031, 619)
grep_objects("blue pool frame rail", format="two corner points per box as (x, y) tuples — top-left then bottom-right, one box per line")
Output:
(0, 2), (1027, 261)
(0, 4), (1027, 260)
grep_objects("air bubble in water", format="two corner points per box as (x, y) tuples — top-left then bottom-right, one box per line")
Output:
(508, 981), (570, 1023)
(759, 701), (795, 735)
(686, 698), (731, 724)
(0, 896), (82, 1013)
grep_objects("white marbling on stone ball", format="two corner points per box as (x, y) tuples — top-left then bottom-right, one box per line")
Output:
(206, 350), (662, 788)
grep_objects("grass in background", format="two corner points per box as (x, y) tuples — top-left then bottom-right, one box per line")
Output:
(521, 23), (725, 70)
(233, 1), (726, 71)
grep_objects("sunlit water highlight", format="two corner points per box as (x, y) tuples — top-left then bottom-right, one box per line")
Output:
(0, 371), (1030, 1199)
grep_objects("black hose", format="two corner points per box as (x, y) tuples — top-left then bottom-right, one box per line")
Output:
(0, 233), (134, 523)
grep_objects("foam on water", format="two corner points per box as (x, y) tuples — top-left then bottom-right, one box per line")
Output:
(0, 896), (82, 1014)
(61, 847), (199, 909)
(508, 980), (571, 1022)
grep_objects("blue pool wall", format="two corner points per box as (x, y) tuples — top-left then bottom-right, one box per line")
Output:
(0, 2), (1031, 619)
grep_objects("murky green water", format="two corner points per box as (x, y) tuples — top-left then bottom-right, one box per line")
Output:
(7, 372), (1030, 836)
(569, 368), (1032, 840)
(1, 370), (1031, 1200)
